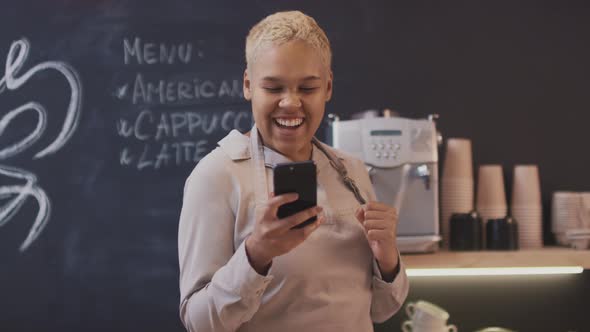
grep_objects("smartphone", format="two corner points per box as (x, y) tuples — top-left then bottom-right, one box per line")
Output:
(273, 160), (317, 229)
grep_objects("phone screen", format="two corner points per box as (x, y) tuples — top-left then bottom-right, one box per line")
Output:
(273, 160), (317, 229)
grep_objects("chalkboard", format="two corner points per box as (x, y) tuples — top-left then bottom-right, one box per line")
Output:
(0, 1), (256, 331)
(2, 1), (590, 331)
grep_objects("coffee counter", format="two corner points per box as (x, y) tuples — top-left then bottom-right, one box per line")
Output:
(401, 247), (590, 269)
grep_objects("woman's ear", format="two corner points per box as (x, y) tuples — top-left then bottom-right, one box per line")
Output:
(325, 70), (333, 101)
(243, 69), (252, 101)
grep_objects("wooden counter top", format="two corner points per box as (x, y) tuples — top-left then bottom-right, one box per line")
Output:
(401, 247), (590, 269)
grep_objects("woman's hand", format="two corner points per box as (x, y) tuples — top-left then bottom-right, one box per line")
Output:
(355, 201), (400, 281)
(245, 192), (325, 274)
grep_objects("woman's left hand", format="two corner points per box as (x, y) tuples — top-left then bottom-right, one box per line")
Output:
(355, 201), (400, 280)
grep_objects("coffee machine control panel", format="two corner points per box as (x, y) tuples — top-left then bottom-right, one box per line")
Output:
(331, 117), (438, 168)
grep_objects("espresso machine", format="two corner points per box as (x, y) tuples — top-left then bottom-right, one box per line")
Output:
(329, 111), (442, 253)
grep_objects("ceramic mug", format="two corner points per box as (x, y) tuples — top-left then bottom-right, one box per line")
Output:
(474, 327), (516, 332)
(405, 300), (450, 325)
(402, 320), (458, 332)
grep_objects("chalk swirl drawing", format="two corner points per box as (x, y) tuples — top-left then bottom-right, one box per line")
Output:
(0, 38), (82, 251)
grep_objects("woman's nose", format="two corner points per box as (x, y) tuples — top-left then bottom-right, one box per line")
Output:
(278, 93), (302, 108)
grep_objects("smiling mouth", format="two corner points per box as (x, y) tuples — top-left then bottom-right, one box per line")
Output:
(274, 117), (304, 129)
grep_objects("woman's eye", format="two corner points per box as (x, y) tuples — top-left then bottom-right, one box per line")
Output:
(300, 87), (318, 93)
(263, 87), (282, 93)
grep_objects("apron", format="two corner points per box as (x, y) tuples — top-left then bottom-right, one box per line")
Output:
(241, 125), (376, 331)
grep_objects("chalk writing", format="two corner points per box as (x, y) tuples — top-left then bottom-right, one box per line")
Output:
(0, 39), (82, 159)
(117, 109), (252, 170)
(117, 109), (251, 140)
(0, 166), (50, 251)
(123, 37), (198, 65)
(120, 141), (209, 170)
(123, 73), (242, 105)
(0, 38), (82, 251)
(117, 36), (250, 171)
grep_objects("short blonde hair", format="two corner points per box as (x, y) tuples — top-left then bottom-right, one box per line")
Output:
(245, 11), (332, 72)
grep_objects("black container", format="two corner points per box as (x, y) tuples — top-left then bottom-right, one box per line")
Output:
(450, 211), (483, 251)
(486, 216), (519, 250)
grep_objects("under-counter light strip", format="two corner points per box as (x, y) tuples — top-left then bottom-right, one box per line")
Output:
(406, 266), (584, 277)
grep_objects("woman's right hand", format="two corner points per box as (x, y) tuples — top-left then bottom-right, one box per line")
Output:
(245, 192), (325, 274)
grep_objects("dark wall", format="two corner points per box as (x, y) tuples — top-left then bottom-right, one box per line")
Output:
(0, 1), (588, 331)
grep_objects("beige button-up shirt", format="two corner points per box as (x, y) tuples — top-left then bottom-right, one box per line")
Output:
(178, 129), (409, 332)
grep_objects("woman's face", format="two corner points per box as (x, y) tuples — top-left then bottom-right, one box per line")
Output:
(243, 40), (332, 161)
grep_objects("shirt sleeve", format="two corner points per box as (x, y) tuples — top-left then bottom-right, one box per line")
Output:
(349, 158), (410, 323)
(370, 255), (410, 323)
(178, 153), (274, 332)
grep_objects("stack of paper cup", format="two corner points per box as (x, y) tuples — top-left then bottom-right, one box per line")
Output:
(441, 138), (474, 248)
(552, 192), (590, 245)
(511, 165), (543, 248)
(476, 165), (508, 224)
(582, 193), (590, 228)
(552, 192), (582, 245)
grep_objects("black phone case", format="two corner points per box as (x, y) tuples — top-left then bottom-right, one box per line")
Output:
(273, 161), (317, 229)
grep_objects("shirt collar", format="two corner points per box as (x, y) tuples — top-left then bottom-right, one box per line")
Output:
(262, 146), (291, 167)
(217, 129), (250, 160)
(217, 129), (331, 172)
(263, 143), (331, 175)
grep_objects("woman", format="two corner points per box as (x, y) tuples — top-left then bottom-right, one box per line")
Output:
(178, 10), (409, 332)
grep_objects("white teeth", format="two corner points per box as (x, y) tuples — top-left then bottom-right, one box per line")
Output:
(275, 118), (303, 127)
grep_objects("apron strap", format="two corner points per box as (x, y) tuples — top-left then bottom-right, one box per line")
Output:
(312, 137), (367, 205)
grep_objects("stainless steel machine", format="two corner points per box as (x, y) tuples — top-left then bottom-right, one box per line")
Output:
(329, 112), (442, 253)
